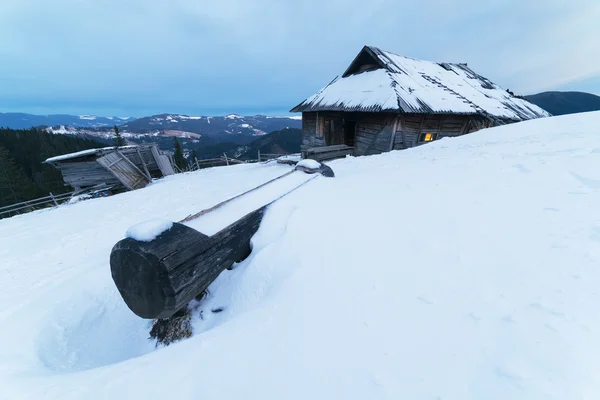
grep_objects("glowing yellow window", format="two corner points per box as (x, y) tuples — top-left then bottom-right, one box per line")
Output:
(419, 132), (438, 142)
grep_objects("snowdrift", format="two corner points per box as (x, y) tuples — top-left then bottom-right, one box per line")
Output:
(1, 111), (600, 399)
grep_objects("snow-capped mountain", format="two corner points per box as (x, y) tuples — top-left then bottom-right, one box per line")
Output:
(120, 113), (301, 137)
(43, 114), (303, 151)
(0, 113), (135, 129)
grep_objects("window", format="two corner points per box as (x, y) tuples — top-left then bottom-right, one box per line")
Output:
(419, 132), (438, 143)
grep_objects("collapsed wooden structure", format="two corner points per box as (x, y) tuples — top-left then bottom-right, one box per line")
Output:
(291, 45), (551, 160)
(110, 162), (334, 320)
(44, 145), (175, 192)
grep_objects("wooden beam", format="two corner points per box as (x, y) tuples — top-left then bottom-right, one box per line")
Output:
(398, 115), (406, 149)
(136, 148), (152, 180)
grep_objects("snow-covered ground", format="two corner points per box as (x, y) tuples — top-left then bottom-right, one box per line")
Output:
(1, 111), (600, 399)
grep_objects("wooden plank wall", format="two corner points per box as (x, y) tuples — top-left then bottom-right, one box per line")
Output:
(151, 145), (176, 176)
(301, 111), (491, 156)
(354, 116), (394, 156)
(54, 161), (121, 191)
(393, 114), (474, 150)
(97, 152), (151, 190)
(300, 112), (325, 155)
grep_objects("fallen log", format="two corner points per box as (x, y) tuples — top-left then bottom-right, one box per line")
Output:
(110, 208), (265, 319)
(110, 162), (333, 319)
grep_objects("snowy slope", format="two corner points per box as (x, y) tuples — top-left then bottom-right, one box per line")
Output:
(2, 112), (600, 399)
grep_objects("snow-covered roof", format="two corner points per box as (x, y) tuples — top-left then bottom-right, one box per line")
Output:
(44, 145), (138, 163)
(291, 46), (551, 121)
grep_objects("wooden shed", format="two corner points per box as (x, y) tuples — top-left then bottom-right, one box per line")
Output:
(44, 144), (175, 193)
(290, 45), (551, 161)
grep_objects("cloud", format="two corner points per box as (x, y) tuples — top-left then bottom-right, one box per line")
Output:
(0, 0), (598, 115)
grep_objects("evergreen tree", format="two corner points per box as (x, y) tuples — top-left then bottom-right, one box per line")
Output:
(0, 127), (104, 212)
(173, 137), (187, 172)
(0, 146), (36, 207)
(113, 125), (125, 147)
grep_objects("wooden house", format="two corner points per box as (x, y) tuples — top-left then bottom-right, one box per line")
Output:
(290, 45), (551, 161)
(44, 144), (175, 193)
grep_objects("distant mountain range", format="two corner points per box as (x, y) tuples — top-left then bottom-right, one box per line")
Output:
(524, 91), (600, 116)
(0, 113), (135, 129)
(14, 113), (303, 153)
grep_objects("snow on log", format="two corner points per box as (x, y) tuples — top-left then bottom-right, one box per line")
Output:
(294, 161), (335, 177)
(110, 207), (266, 319)
(126, 219), (174, 242)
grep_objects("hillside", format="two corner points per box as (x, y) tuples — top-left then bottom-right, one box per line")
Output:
(525, 91), (600, 116)
(2, 111), (600, 399)
(193, 127), (302, 160)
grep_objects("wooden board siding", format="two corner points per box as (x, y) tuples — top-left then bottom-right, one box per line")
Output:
(97, 151), (151, 191)
(353, 115), (399, 156)
(301, 110), (498, 158)
(53, 160), (121, 191)
(392, 114), (479, 150)
(394, 115), (423, 149)
(151, 145), (175, 176)
(301, 112), (325, 155)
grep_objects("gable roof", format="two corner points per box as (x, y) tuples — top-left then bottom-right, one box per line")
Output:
(290, 46), (551, 122)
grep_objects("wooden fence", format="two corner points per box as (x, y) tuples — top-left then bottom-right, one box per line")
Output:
(257, 151), (290, 162)
(0, 151), (296, 219)
(0, 192), (75, 219)
(0, 185), (113, 219)
(182, 152), (293, 172)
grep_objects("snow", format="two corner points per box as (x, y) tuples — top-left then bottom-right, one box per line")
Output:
(185, 171), (315, 236)
(303, 69), (399, 112)
(2, 112), (600, 399)
(47, 125), (74, 135)
(277, 153), (302, 162)
(79, 115), (97, 120)
(125, 219), (174, 242)
(44, 145), (138, 163)
(296, 158), (321, 169)
(296, 46), (551, 121)
(240, 123), (251, 128)
(178, 115), (202, 120)
(225, 114), (243, 119)
(266, 116), (303, 120)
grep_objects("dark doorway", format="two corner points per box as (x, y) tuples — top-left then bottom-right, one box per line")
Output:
(344, 120), (356, 147)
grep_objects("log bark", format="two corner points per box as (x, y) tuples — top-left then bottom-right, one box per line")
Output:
(110, 206), (266, 319)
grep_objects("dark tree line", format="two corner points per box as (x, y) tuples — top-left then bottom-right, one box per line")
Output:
(0, 127), (104, 208)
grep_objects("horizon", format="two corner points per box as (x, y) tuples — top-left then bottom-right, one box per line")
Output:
(1, 89), (599, 119)
(1, 1), (599, 116)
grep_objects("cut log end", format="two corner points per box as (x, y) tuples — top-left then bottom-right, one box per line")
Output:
(110, 222), (212, 319)
(110, 244), (167, 319)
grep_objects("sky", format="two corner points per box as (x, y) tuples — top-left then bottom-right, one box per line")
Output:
(0, 0), (599, 117)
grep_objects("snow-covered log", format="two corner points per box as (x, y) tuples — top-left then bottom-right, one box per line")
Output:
(110, 161), (334, 319)
(110, 207), (266, 319)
